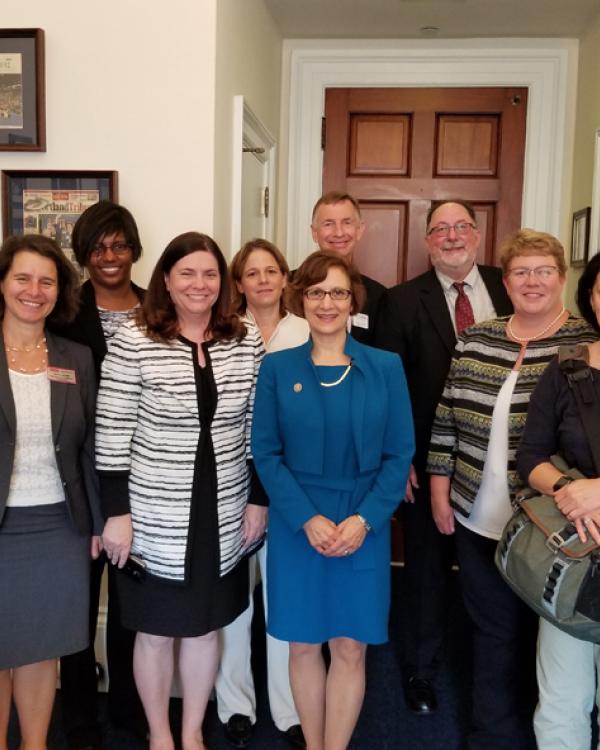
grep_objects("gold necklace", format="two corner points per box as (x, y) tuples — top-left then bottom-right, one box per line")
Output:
(507, 307), (566, 344)
(319, 362), (352, 388)
(4, 336), (48, 373)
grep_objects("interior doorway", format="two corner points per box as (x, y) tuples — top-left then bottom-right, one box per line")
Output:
(231, 96), (276, 255)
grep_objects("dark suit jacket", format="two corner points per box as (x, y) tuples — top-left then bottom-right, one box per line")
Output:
(374, 266), (512, 475)
(0, 330), (103, 534)
(352, 273), (386, 345)
(51, 279), (146, 381)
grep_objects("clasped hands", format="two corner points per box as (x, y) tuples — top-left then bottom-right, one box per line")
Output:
(303, 513), (367, 557)
(554, 478), (600, 544)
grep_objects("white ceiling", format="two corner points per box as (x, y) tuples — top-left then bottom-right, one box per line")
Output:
(263, 0), (600, 39)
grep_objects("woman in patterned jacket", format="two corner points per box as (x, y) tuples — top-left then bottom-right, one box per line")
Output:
(96, 232), (265, 750)
(427, 229), (597, 750)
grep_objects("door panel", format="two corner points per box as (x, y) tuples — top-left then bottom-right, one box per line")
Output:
(324, 86), (527, 286)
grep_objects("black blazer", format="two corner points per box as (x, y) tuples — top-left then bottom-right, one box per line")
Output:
(352, 273), (386, 345)
(0, 330), (102, 534)
(374, 266), (513, 474)
(51, 279), (146, 381)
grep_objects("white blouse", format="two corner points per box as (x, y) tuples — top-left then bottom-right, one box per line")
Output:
(7, 370), (64, 507)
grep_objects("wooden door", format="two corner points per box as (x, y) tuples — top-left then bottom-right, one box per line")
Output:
(323, 87), (527, 287)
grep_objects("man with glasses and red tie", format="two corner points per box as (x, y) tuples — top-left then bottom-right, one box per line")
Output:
(375, 199), (512, 716)
(51, 200), (147, 750)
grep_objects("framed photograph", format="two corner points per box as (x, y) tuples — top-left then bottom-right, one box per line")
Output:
(0, 29), (45, 151)
(571, 207), (591, 268)
(1, 170), (118, 274)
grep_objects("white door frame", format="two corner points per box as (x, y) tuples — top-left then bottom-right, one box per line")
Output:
(231, 95), (277, 252)
(282, 38), (578, 268)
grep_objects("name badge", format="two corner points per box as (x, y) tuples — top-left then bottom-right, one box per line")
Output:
(47, 366), (77, 385)
(351, 313), (369, 330)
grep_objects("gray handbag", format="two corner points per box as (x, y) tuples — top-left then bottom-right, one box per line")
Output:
(495, 346), (600, 643)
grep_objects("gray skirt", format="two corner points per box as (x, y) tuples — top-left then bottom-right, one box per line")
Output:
(0, 503), (90, 670)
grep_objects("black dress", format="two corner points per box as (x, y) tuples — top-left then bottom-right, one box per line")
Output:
(117, 349), (249, 637)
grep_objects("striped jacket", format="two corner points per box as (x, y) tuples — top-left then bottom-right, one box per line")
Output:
(426, 315), (596, 518)
(95, 320), (264, 581)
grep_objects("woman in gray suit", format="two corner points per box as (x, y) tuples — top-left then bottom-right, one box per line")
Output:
(0, 235), (103, 750)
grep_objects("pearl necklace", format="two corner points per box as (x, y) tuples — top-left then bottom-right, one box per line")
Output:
(319, 362), (352, 388)
(506, 307), (566, 344)
(4, 336), (48, 373)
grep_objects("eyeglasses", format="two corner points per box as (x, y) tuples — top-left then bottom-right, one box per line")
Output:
(304, 287), (352, 301)
(427, 222), (476, 238)
(91, 241), (132, 259)
(506, 266), (560, 281)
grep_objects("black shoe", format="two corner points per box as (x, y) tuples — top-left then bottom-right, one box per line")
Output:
(405, 677), (437, 715)
(283, 724), (306, 749)
(224, 714), (253, 748)
(66, 727), (102, 750)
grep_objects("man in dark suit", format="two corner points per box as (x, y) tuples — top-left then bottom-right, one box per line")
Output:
(51, 201), (147, 750)
(375, 199), (513, 715)
(311, 192), (385, 345)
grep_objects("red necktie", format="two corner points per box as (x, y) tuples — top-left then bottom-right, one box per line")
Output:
(453, 282), (475, 335)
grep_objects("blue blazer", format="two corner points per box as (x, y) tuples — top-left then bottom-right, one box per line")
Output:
(251, 335), (415, 533)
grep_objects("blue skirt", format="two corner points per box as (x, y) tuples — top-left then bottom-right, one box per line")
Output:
(0, 503), (89, 669)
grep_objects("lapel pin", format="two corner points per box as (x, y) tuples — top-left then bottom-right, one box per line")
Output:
(293, 382), (302, 393)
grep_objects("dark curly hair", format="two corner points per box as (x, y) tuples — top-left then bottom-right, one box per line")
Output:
(576, 251), (600, 333)
(140, 231), (246, 343)
(0, 234), (80, 325)
(287, 250), (366, 318)
(72, 200), (143, 267)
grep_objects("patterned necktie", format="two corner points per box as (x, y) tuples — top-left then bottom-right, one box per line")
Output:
(453, 282), (475, 335)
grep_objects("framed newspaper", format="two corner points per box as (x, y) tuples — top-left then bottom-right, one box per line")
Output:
(1, 170), (118, 275)
(0, 29), (45, 151)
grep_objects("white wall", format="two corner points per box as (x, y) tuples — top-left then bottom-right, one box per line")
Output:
(0, 1), (218, 285)
(566, 6), (600, 304)
(213, 0), (282, 257)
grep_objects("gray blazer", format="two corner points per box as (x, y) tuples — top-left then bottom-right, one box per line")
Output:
(0, 329), (102, 535)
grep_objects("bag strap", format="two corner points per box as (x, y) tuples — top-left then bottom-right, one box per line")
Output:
(558, 344), (600, 475)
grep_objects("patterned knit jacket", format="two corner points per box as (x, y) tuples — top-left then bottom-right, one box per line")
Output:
(95, 319), (264, 582)
(426, 315), (596, 518)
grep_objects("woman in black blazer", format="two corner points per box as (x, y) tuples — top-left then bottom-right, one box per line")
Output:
(0, 234), (102, 750)
(50, 200), (147, 750)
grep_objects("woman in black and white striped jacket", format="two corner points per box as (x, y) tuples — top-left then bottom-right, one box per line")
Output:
(96, 232), (265, 750)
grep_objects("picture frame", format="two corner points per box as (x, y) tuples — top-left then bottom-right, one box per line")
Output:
(571, 207), (591, 268)
(0, 29), (45, 151)
(1, 170), (118, 273)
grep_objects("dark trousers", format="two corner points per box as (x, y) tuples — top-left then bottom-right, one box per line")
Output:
(402, 483), (455, 679)
(455, 522), (537, 750)
(60, 556), (146, 737)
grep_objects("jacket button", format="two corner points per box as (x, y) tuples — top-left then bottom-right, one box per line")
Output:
(55, 445), (61, 452)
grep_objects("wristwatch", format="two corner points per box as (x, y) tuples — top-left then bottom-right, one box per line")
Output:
(355, 513), (372, 533)
(552, 475), (574, 492)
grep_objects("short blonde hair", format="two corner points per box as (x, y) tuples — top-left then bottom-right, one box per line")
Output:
(499, 228), (567, 277)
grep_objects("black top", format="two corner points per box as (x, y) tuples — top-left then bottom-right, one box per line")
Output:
(517, 356), (600, 482)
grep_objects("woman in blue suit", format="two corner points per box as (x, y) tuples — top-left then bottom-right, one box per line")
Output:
(252, 250), (414, 750)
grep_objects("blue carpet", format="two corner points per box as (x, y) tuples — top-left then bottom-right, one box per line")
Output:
(8, 568), (475, 749)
